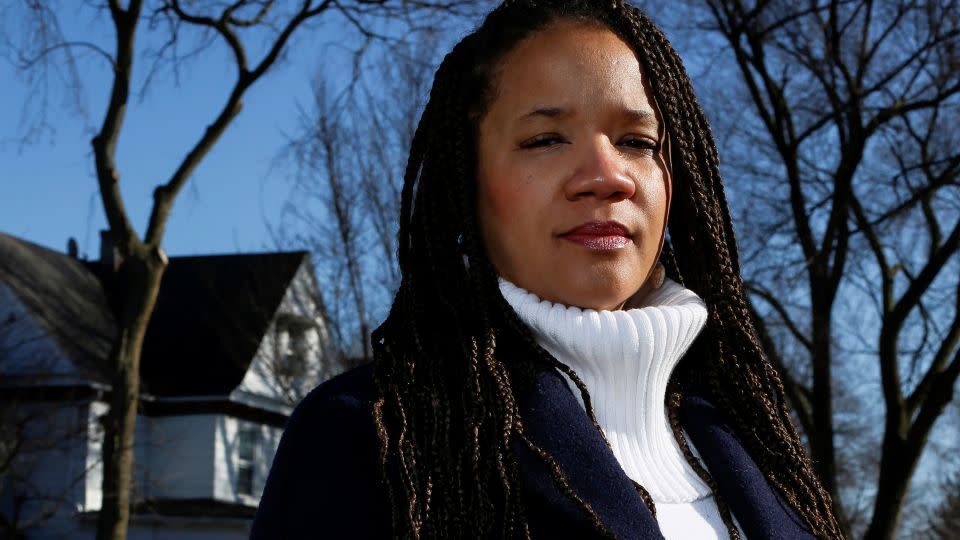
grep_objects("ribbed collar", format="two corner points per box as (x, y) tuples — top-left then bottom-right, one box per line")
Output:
(499, 277), (711, 503)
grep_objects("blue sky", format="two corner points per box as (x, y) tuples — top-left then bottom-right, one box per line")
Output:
(0, 4), (456, 259)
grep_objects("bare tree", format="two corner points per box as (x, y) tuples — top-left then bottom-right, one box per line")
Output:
(276, 34), (440, 361)
(4, 2), (468, 539)
(924, 398), (960, 539)
(683, 1), (960, 538)
(927, 471), (960, 539)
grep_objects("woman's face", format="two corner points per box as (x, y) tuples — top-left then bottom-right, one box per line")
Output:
(477, 20), (672, 311)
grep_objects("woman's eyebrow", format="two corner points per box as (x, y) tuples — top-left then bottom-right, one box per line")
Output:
(625, 108), (658, 127)
(516, 106), (573, 123)
(515, 106), (658, 126)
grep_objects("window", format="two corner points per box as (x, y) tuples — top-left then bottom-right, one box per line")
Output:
(237, 425), (258, 497)
(274, 313), (318, 373)
(282, 325), (312, 369)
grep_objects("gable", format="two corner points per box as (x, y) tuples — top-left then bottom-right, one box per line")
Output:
(233, 260), (331, 408)
(0, 233), (114, 383)
(0, 233), (314, 398)
(130, 251), (309, 397)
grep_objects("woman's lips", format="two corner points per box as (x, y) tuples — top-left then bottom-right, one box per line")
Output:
(560, 221), (632, 250)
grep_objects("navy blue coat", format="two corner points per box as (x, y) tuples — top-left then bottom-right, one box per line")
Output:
(251, 363), (815, 539)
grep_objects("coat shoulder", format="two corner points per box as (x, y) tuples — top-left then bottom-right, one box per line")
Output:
(251, 362), (390, 539)
(301, 361), (378, 417)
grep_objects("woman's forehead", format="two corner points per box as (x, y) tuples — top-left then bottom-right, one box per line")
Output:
(487, 20), (657, 126)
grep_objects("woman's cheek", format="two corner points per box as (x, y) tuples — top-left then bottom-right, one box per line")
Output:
(482, 165), (529, 222)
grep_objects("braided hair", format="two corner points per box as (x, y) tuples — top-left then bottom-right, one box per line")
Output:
(370, 1), (844, 538)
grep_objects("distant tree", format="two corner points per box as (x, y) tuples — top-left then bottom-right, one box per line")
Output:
(687, 1), (960, 538)
(4, 2), (470, 539)
(925, 400), (960, 539)
(277, 34), (441, 361)
(925, 469), (960, 539)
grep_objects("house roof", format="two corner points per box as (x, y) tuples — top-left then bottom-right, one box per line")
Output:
(0, 232), (309, 397)
(129, 251), (307, 397)
(0, 233), (115, 383)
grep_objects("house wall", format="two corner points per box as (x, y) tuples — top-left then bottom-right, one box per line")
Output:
(0, 282), (81, 382)
(83, 400), (107, 511)
(234, 260), (334, 409)
(232, 324), (299, 412)
(0, 400), (94, 540)
(126, 518), (252, 540)
(50, 515), (252, 540)
(14, 405), (280, 540)
(142, 414), (218, 500)
(82, 407), (229, 506)
(213, 415), (284, 505)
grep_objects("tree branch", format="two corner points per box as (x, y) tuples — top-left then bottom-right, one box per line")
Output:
(166, 0), (248, 72)
(144, 0), (335, 246)
(746, 295), (815, 436)
(92, 0), (145, 256)
(16, 41), (117, 72)
(746, 283), (814, 352)
(906, 278), (960, 413)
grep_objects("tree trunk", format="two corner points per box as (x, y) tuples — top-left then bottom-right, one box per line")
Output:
(863, 439), (909, 540)
(95, 252), (165, 540)
(809, 283), (850, 536)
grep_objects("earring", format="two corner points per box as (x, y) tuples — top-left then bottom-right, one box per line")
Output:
(650, 262), (665, 290)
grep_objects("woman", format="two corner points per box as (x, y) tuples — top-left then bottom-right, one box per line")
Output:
(252, 1), (843, 538)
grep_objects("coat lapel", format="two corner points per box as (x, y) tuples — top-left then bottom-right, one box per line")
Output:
(679, 390), (817, 540)
(511, 368), (816, 539)
(512, 367), (665, 539)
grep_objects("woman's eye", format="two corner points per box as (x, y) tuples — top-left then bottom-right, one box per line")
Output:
(519, 134), (567, 149)
(620, 137), (660, 153)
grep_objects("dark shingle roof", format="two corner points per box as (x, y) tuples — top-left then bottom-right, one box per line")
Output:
(130, 251), (307, 397)
(0, 233), (115, 383)
(0, 232), (308, 397)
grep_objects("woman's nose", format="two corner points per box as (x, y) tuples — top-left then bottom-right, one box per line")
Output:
(563, 137), (636, 202)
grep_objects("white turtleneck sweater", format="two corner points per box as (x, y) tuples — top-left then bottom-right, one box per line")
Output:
(499, 277), (745, 539)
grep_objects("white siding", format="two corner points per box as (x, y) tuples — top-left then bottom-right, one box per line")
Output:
(15, 409), (267, 540)
(82, 402), (177, 510)
(83, 410), (222, 506)
(213, 415), (283, 505)
(83, 401), (108, 511)
(143, 415), (217, 500)
(232, 325), (299, 411)
(234, 260), (334, 408)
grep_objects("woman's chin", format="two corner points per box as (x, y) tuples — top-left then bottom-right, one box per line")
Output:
(552, 285), (637, 312)
(502, 267), (642, 311)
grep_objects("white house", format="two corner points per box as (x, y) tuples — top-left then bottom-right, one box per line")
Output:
(0, 231), (342, 539)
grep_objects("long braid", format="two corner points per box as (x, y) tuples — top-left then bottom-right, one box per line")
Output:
(372, 1), (844, 538)
(618, 6), (843, 538)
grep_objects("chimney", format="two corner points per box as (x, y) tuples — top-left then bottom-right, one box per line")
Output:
(99, 230), (122, 270)
(67, 237), (78, 259)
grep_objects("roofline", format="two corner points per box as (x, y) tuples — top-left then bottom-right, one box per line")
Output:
(145, 250), (310, 261)
(141, 398), (289, 427)
(2, 384), (291, 427)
